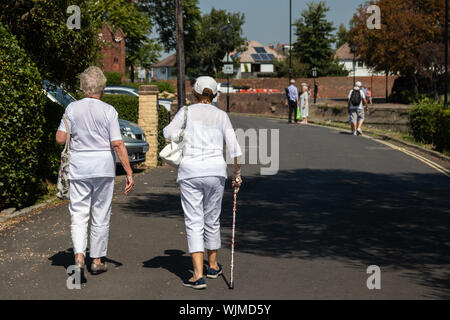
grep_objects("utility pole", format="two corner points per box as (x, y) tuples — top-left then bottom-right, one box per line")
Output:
(175, 0), (186, 110)
(445, 0), (448, 108)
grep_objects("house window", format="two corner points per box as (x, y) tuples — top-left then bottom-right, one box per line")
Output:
(251, 64), (261, 73)
(357, 61), (364, 68)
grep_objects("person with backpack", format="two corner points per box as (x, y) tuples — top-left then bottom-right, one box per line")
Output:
(348, 81), (368, 135)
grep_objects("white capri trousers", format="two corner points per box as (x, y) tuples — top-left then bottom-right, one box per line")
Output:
(69, 177), (115, 258)
(179, 176), (226, 254)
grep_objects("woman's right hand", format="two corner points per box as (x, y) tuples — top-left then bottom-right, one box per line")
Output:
(232, 174), (242, 193)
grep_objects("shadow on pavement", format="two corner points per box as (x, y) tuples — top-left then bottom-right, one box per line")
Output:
(48, 248), (123, 271)
(143, 249), (192, 280)
(121, 169), (450, 298)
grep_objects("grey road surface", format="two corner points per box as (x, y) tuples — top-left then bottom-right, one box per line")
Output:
(0, 115), (449, 299)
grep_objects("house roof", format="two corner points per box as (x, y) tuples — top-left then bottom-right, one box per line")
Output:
(335, 42), (359, 60)
(236, 40), (283, 64)
(153, 53), (176, 68)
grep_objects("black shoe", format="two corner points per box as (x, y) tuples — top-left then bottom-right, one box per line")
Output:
(206, 264), (223, 279)
(183, 277), (207, 289)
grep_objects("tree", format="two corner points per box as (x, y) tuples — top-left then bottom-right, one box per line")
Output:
(0, 0), (102, 91)
(191, 8), (246, 77)
(348, 0), (446, 98)
(336, 24), (348, 49)
(142, 0), (201, 75)
(293, 1), (347, 76)
(90, 0), (158, 82)
(273, 56), (310, 78)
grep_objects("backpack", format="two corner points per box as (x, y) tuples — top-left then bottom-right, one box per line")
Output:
(350, 89), (362, 107)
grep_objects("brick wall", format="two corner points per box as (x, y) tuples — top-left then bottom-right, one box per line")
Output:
(161, 76), (397, 99)
(138, 85), (159, 167)
(99, 24), (126, 82)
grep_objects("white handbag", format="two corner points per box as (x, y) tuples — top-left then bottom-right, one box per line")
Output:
(159, 106), (188, 167)
(56, 115), (70, 200)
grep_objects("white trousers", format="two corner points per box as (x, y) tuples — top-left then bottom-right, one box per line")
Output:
(69, 177), (114, 258)
(179, 176), (226, 253)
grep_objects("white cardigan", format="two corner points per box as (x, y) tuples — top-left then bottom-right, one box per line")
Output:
(163, 103), (242, 182)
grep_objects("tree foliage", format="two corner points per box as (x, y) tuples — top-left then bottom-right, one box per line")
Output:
(0, 0), (102, 91)
(348, 0), (446, 97)
(292, 1), (347, 77)
(91, 0), (160, 82)
(191, 8), (246, 77)
(336, 24), (349, 49)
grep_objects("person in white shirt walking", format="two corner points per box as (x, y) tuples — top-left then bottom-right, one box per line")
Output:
(299, 85), (309, 124)
(348, 81), (368, 135)
(56, 66), (135, 281)
(163, 76), (243, 290)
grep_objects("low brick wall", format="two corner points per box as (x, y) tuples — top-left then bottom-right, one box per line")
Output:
(161, 76), (397, 99)
(213, 92), (411, 132)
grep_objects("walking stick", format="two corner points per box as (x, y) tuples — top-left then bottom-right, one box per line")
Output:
(229, 185), (238, 289)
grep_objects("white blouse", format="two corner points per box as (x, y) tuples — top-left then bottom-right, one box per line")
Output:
(58, 98), (122, 180)
(163, 103), (242, 182)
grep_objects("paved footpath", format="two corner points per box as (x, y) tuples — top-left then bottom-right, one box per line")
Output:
(1, 115), (449, 299)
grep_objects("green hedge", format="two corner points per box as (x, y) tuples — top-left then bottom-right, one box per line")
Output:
(105, 72), (123, 86)
(125, 81), (175, 94)
(38, 99), (65, 183)
(101, 95), (139, 123)
(0, 24), (45, 210)
(409, 98), (450, 152)
(157, 105), (170, 166)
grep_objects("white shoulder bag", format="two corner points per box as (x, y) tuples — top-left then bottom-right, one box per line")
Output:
(56, 115), (71, 200)
(159, 106), (188, 167)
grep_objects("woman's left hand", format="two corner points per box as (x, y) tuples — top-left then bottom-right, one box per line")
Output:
(125, 175), (135, 194)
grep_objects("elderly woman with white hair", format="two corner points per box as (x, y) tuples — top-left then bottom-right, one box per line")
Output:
(56, 66), (135, 281)
(299, 84), (309, 124)
(163, 76), (242, 289)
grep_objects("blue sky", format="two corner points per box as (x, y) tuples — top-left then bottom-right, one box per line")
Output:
(199, 0), (366, 46)
(159, 0), (367, 59)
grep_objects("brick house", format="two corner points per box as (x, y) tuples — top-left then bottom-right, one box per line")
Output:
(99, 23), (126, 82)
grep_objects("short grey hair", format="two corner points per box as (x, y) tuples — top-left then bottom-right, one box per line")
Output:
(80, 66), (107, 96)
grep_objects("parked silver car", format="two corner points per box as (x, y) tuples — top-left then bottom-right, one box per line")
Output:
(43, 81), (149, 166)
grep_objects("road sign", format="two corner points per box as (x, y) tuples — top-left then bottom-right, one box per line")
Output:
(222, 53), (233, 63)
(223, 64), (234, 74)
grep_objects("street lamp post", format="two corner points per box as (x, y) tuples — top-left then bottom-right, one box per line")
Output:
(312, 67), (317, 104)
(350, 42), (358, 87)
(289, 0), (292, 82)
(223, 22), (233, 113)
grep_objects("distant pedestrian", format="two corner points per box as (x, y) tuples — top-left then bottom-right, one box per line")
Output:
(348, 81), (368, 136)
(55, 66), (135, 281)
(300, 85), (309, 124)
(286, 79), (299, 124)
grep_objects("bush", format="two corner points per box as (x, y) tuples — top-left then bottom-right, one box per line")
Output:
(157, 105), (170, 166)
(37, 99), (65, 183)
(435, 109), (450, 152)
(125, 81), (175, 94)
(101, 95), (139, 123)
(105, 72), (123, 86)
(0, 24), (45, 210)
(409, 98), (442, 144)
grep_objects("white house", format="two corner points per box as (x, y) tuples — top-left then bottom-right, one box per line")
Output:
(151, 54), (176, 80)
(232, 40), (283, 78)
(335, 43), (385, 77)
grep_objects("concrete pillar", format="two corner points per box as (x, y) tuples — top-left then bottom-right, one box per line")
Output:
(138, 85), (159, 167)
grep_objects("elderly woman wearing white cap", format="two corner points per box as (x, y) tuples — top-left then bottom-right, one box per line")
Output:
(56, 66), (135, 281)
(163, 76), (243, 289)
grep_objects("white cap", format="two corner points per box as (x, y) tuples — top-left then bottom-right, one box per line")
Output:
(194, 76), (218, 95)
(355, 81), (362, 87)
